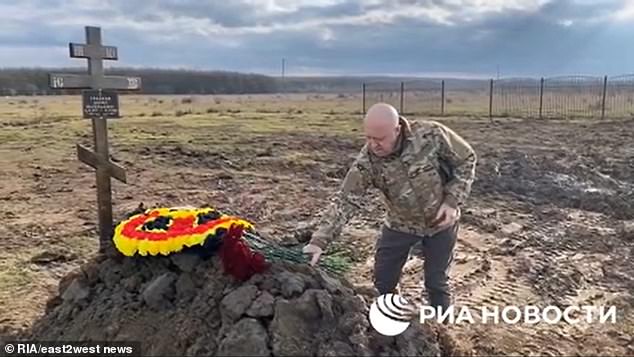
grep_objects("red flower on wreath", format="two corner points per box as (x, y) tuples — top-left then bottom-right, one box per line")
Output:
(219, 224), (269, 281)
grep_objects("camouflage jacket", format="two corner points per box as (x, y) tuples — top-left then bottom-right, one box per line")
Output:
(310, 117), (477, 249)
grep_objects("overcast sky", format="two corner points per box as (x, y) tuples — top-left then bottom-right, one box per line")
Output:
(0, 0), (632, 78)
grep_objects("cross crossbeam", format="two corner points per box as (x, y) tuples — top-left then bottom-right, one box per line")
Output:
(70, 42), (118, 60)
(49, 26), (140, 91)
(48, 73), (141, 90)
(77, 143), (126, 183)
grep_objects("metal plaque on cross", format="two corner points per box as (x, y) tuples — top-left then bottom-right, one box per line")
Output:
(48, 26), (141, 255)
(82, 90), (120, 119)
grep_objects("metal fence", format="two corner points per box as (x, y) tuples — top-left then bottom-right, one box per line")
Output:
(541, 76), (605, 118)
(402, 79), (444, 115)
(361, 81), (401, 114)
(363, 74), (634, 119)
(493, 78), (540, 118)
(605, 74), (634, 117)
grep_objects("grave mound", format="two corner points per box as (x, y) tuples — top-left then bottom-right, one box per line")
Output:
(25, 252), (452, 356)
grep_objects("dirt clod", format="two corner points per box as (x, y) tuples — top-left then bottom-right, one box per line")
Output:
(142, 272), (176, 309)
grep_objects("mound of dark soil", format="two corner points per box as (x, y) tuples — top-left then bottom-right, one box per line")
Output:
(475, 149), (634, 219)
(23, 252), (449, 356)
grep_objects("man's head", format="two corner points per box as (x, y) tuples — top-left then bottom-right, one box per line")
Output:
(364, 103), (401, 157)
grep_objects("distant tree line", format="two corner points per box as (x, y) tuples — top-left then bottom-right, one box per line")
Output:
(0, 68), (371, 95)
(0, 68), (502, 96)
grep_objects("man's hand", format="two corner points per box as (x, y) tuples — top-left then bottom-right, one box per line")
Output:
(431, 201), (459, 230)
(302, 244), (323, 266)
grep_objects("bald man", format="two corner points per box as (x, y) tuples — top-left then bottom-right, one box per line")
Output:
(303, 103), (477, 312)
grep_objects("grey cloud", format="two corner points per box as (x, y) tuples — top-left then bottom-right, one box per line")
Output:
(0, 20), (74, 47)
(0, 0), (631, 77)
(265, 1), (365, 25)
(136, 0), (259, 27)
(536, 0), (624, 23)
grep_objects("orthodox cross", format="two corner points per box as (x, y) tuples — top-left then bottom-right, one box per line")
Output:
(48, 26), (141, 254)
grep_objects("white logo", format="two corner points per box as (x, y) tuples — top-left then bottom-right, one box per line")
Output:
(369, 293), (413, 336)
(4, 343), (15, 354)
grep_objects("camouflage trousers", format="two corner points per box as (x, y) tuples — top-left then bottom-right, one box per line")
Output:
(373, 222), (458, 311)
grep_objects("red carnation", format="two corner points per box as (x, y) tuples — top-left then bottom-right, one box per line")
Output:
(219, 224), (269, 281)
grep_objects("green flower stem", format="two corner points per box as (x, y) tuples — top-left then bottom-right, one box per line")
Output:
(243, 232), (351, 276)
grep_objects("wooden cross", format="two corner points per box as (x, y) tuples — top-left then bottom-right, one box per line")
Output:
(48, 26), (141, 254)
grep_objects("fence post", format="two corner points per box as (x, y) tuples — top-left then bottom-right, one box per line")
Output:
(441, 80), (445, 116)
(489, 79), (494, 121)
(601, 75), (608, 119)
(539, 77), (544, 119)
(362, 83), (366, 114)
(400, 81), (404, 114)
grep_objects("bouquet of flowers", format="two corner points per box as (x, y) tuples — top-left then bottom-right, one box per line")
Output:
(112, 205), (350, 280)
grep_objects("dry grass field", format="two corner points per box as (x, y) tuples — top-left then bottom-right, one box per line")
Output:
(1, 93), (633, 356)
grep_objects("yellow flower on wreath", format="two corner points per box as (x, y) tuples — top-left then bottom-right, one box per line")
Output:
(112, 206), (254, 257)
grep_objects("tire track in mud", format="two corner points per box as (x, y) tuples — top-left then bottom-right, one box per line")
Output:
(520, 220), (630, 305)
(390, 208), (630, 356)
(358, 203), (633, 356)
(531, 226), (633, 356)
(454, 253), (582, 355)
(458, 213), (632, 355)
(453, 228), (537, 312)
(395, 226), (582, 355)
(398, 228), (537, 314)
(460, 278), (534, 311)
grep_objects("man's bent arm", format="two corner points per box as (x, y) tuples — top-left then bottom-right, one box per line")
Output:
(310, 155), (372, 249)
(433, 123), (477, 208)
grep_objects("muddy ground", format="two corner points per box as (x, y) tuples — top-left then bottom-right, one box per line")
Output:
(0, 94), (632, 356)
